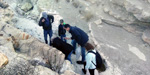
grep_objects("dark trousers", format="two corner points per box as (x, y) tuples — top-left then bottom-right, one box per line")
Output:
(89, 69), (95, 75)
(83, 62), (95, 75)
(72, 40), (86, 63)
(60, 34), (66, 42)
(44, 30), (53, 45)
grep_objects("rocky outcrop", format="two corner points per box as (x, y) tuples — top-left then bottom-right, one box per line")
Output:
(0, 52), (8, 68)
(0, 22), (65, 73)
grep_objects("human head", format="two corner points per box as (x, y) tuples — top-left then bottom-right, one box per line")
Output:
(85, 43), (95, 51)
(64, 24), (71, 31)
(42, 12), (47, 18)
(60, 19), (64, 25)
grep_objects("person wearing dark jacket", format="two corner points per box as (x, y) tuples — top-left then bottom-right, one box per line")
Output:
(58, 19), (66, 42)
(64, 24), (89, 64)
(39, 12), (54, 45)
(52, 37), (73, 63)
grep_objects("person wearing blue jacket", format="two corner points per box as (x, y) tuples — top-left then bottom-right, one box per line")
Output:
(39, 12), (54, 45)
(58, 19), (66, 42)
(64, 24), (89, 64)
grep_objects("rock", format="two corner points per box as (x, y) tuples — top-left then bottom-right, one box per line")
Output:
(124, 0), (150, 22)
(0, 1), (9, 9)
(29, 5), (40, 20)
(61, 70), (80, 75)
(103, 7), (109, 13)
(142, 29), (150, 45)
(0, 8), (14, 25)
(59, 6), (62, 9)
(0, 52), (8, 68)
(37, 0), (52, 11)
(36, 66), (59, 75)
(94, 19), (102, 25)
(0, 36), (15, 52)
(60, 60), (74, 73)
(21, 2), (33, 12)
(15, 6), (25, 15)
(0, 46), (38, 75)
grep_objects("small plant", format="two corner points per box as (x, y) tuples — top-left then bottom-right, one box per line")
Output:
(84, 11), (94, 22)
(72, 1), (79, 8)
(56, 0), (59, 3)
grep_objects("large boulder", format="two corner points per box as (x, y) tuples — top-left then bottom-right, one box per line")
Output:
(0, 46), (36, 75)
(21, 2), (33, 12)
(124, 0), (150, 22)
(0, 52), (8, 68)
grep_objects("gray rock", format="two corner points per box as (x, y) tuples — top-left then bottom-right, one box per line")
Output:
(0, 52), (8, 68)
(142, 29), (150, 45)
(21, 2), (33, 12)
(0, 1), (9, 9)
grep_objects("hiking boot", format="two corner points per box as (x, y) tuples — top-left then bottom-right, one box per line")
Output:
(82, 69), (86, 74)
(77, 61), (84, 64)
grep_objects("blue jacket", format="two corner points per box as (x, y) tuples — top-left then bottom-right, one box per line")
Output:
(39, 15), (54, 30)
(69, 26), (89, 46)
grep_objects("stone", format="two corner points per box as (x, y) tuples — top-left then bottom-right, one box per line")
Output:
(0, 36), (15, 52)
(142, 29), (150, 45)
(15, 6), (25, 15)
(60, 60), (74, 73)
(29, 5), (40, 20)
(37, 0), (52, 11)
(104, 8), (109, 13)
(0, 52), (8, 68)
(94, 19), (102, 25)
(61, 70), (80, 75)
(21, 2), (33, 12)
(36, 66), (59, 75)
(0, 1), (9, 9)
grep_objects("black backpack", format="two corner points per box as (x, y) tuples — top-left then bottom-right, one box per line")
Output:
(88, 50), (106, 72)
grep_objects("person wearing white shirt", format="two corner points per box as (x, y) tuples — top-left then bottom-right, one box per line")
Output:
(82, 43), (96, 75)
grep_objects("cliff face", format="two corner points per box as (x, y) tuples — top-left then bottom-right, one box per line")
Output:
(0, 0), (150, 75)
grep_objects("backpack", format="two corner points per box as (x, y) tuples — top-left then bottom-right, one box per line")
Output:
(88, 50), (106, 72)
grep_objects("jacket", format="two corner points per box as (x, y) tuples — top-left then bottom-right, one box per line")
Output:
(58, 24), (66, 36)
(69, 26), (89, 46)
(39, 15), (54, 30)
(52, 37), (73, 59)
(85, 49), (96, 69)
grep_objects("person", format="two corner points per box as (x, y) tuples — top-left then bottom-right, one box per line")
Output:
(64, 24), (89, 64)
(39, 12), (54, 45)
(82, 43), (96, 75)
(58, 19), (66, 42)
(52, 37), (73, 63)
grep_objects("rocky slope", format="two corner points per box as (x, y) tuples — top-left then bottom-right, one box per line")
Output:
(0, 0), (150, 75)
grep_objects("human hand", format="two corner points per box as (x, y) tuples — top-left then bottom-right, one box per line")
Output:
(42, 19), (45, 22)
(64, 37), (70, 40)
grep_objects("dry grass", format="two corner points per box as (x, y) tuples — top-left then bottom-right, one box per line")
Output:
(84, 11), (94, 22)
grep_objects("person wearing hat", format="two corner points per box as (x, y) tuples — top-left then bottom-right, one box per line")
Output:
(39, 12), (54, 45)
(58, 19), (66, 42)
